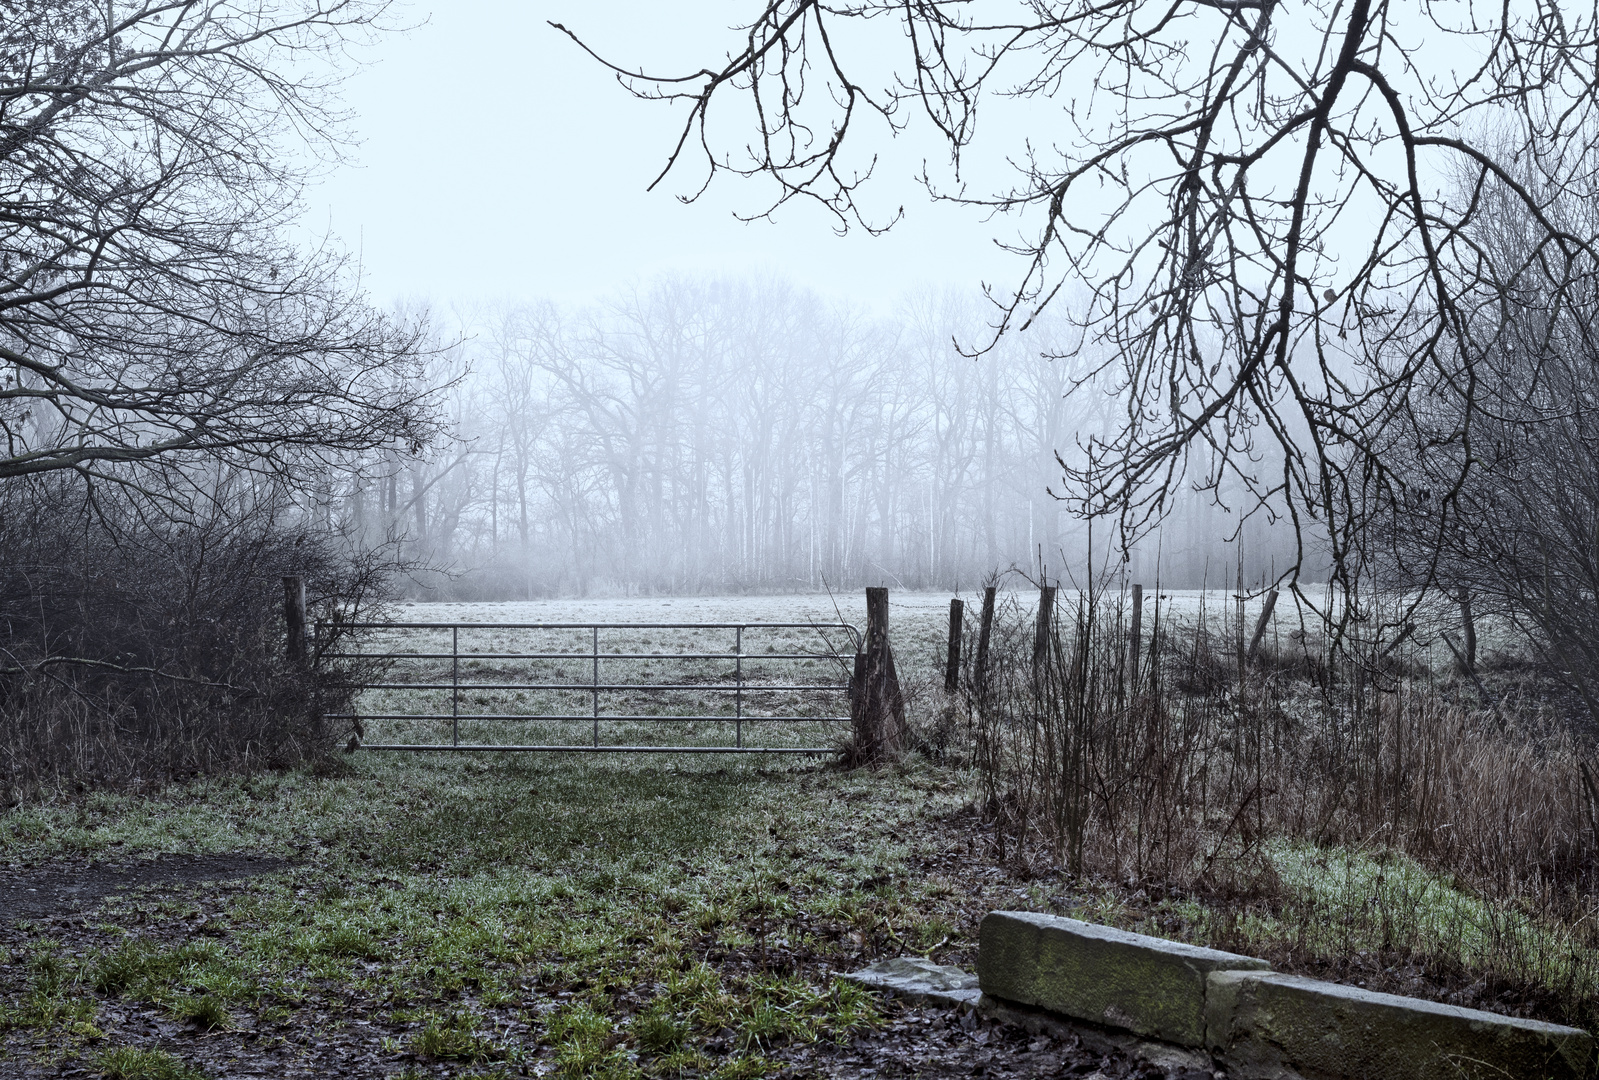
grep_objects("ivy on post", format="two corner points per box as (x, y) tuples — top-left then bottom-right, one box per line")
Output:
(848, 587), (905, 763)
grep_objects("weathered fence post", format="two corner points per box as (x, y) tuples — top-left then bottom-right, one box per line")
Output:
(283, 575), (307, 663)
(1033, 584), (1056, 672)
(1128, 583), (1144, 684)
(1247, 588), (1280, 663)
(975, 586), (996, 697)
(849, 587), (905, 762)
(944, 598), (964, 692)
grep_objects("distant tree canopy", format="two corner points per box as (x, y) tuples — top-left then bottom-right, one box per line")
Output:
(564, 0), (1599, 603)
(0, 0), (439, 505)
(363, 279), (1298, 598)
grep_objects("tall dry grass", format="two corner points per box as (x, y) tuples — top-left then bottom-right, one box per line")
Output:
(965, 586), (1599, 1023)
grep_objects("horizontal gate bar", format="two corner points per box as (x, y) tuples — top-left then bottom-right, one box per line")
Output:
(323, 652), (841, 662)
(325, 713), (850, 723)
(325, 619), (858, 755)
(340, 682), (846, 692)
(328, 621), (854, 631)
(359, 744), (838, 754)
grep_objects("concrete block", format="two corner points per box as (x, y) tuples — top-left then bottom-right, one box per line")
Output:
(1206, 970), (1595, 1080)
(976, 910), (1271, 1046)
(842, 956), (981, 1007)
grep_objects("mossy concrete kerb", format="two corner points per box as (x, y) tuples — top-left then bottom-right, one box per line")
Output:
(976, 910), (1268, 1046)
(1207, 970), (1594, 1080)
(977, 911), (1597, 1079)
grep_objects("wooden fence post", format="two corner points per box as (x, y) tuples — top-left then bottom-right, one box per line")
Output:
(1247, 588), (1280, 663)
(849, 587), (905, 762)
(975, 586), (996, 697)
(1033, 584), (1056, 671)
(283, 575), (307, 663)
(944, 598), (963, 693)
(1129, 583), (1144, 684)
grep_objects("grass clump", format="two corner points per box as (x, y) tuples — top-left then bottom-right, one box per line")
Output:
(0, 947), (98, 1031)
(548, 1001), (632, 1079)
(821, 980), (879, 1040)
(409, 1009), (498, 1062)
(631, 1001), (689, 1054)
(95, 1046), (205, 1080)
(312, 924), (383, 960)
(91, 938), (251, 1008)
(90, 941), (160, 996)
(168, 994), (230, 1030)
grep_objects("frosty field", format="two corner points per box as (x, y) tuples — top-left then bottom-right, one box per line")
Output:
(334, 585), (1489, 754)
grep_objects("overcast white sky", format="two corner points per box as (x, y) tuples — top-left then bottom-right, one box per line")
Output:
(302, 1), (1022, 312)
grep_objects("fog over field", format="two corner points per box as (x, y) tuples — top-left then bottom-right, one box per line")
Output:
(349, 283), (1312, 601)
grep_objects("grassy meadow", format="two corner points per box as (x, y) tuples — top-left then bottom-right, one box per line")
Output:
(2, 589), (1595, 1078)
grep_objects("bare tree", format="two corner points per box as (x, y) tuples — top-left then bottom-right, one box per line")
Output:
(1372, 159), (1599, 713)
(559, 1), (1599, 610)
(1, 0), (439, 501)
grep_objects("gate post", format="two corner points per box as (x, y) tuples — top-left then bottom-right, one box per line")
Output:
(1129, 583), (1143, 684)
(850, 587), (905, 762)
(1247, 588), (1280, 663)
(283, 575), (307, 663)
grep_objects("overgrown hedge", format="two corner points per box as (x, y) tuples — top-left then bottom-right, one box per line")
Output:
(0, 485), (391, 803)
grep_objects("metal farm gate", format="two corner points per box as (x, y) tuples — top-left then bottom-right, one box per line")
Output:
(319, 620), (860, 754)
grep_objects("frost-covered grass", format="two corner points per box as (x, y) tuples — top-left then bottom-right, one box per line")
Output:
(0, 750), (969, 1077)
(1, 590), (1576, 1077)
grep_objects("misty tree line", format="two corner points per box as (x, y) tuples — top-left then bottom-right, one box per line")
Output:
(337, 277), (1299, 597)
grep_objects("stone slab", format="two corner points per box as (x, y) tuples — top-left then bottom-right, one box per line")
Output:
(976, 910), (1270, 1047)
(842, 956), (982, 1008)
(1206, 970), (1595, 1080)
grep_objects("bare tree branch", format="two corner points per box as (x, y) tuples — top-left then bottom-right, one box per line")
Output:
(572, 0), (1599, 628)
(1, 0), (444, 505)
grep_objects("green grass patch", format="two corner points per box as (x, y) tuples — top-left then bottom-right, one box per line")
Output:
(91, 938), (253, 1007)
(0, 750), (959, 1068)
(0, 946), (98, 1031)
(409, 1008), (500, 1061)
(95, 1046), (206, 1080)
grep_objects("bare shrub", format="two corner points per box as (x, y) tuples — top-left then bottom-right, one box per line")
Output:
(0, 485), (393, 802)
